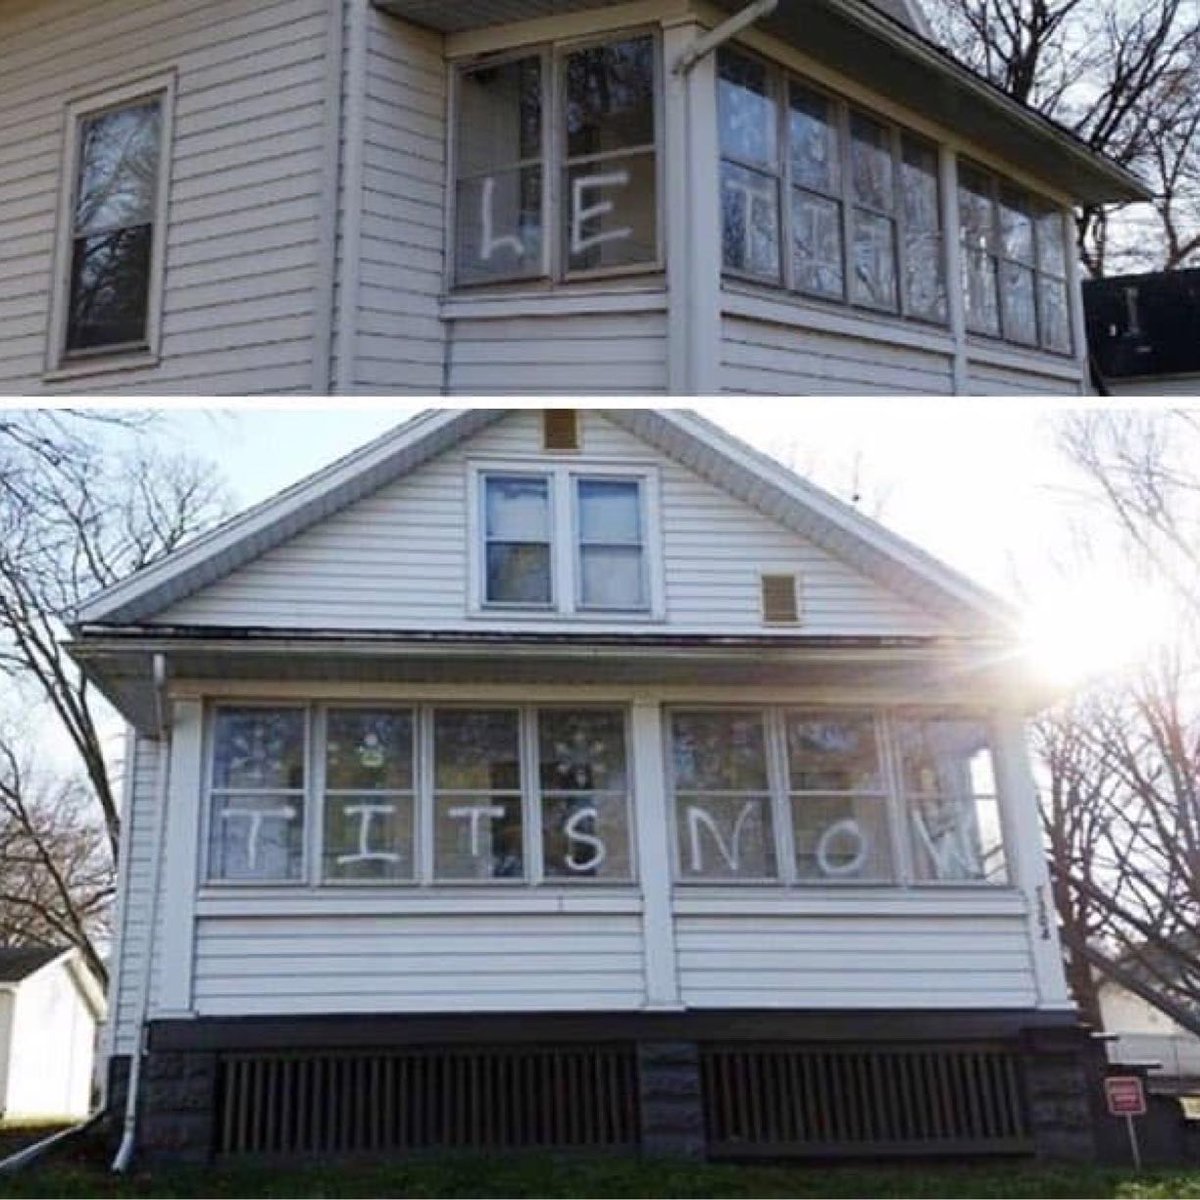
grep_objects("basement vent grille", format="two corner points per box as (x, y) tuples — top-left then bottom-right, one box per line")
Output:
(543, 409), (579, 451)
(701, 1044), (1031, 1158)
(761, 573), (800, 624)
(215, 1045), (639, 1157)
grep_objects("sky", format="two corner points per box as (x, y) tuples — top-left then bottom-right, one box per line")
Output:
(141, 398), (1164, 687)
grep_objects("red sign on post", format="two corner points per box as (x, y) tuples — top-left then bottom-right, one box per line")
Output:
(1105, 1075), (1147, 1118)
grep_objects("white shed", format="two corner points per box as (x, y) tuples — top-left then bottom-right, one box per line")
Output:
(0, 947), (105, 1121)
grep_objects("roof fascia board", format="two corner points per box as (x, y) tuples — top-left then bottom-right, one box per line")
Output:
(73, 409), (504, 626)
(603, 409), (1018, 632)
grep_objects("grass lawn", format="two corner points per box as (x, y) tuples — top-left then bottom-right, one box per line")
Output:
(2, 1148), (1200, 1200)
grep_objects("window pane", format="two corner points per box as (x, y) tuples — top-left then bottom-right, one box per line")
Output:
(789, 83), (839, 195)
(486, 475), (549, 539)
(75, 101), (160, 235)
(1039, 277), (1072, 353)
(851, 210), (898, 309)
(962, 250), (1000, 335)
(542, 795), (631, 880)
(791, 189), (844, 298)
(455, 166), (543, 284)
(904, 229), (947, 322)
(999, 186), (1035, 265)
(325, 709), (413, 791)
(792, 795), (893, 881)
(434, 709), (520, 791)
(718, 50), (776, 167)
(564, 36), (655, 158)
(539, 709), (628, 792)
(578, 479), (640, 542)
(580, 545), (645, 608)
(1037, 207), (1067, 277)
(209, 793), (304, 881)
(487, 543), (551, 604)
(909, 795), (1006, 883)
(676, 795), (776, 879)
(849, 112), (893, 212)
(721, 161), (780, 279)
(564, 151), (656, 272)
(785, 714), (882, 792)
(323, 794), (414, 882)
(671, 711), (768, 791)
(212, 708), (304, 791)
(434, 794), (524, 879)
(66, 226), (153, 351)
(894, 718), (997, 797)
(1001, 261), (1037, 345)
(958, 164), (994, 254)
(458, 57), (542, 175)
(900, 136), (940, 232)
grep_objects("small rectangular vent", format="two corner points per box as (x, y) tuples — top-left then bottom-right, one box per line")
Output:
(701, 1044), (1031, 1157)
(543, 409), (579, 451)
(761, 573), (799, 624)
(215, 1045), (638, 1157)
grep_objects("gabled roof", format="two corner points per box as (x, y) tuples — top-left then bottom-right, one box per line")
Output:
(0, 946), (65, 984)
(75, 409), (1016, 639)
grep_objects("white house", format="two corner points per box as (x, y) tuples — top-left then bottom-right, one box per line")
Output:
(71, 408), (1100, 1165)
(1, 0), (1148, 395)
(1101, 981), (1200, 1086)
(0, 947), (106, 1121)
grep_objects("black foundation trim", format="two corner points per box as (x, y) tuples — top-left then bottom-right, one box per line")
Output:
(149, 1008), (1082, 1053)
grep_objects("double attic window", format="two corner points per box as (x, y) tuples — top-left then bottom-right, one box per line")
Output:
(453, 32), (661, 285)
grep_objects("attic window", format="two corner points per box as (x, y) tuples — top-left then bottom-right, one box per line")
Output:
(543, 409), (579, 451)
(761, 573), (799, 624)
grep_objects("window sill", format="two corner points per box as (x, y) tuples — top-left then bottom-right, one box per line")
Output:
(721, 282), (957, 357)
(442, 283), (667, 322)
(43, 350), (160, 383)
(672, 886), (1026, 918)
(195, 887), (644, 918)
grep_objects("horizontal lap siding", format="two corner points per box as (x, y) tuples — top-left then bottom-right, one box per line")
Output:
(446, 313), (669, 394)
(721, 316), (955, 395)
(967, 360), (1080, 395)
(0, 0), (327, 394)
(675, 914), (1038, 1009)
(350, 11), (446, 392)
(158, 409), (942, 635)
(111, 734), (164, 1056)
(193, 914), (646, 1014)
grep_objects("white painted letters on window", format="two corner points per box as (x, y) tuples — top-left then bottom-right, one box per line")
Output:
(336, 802), (401, 867)
(220, 804), (298, 871)
(570, 170), (632, 256)
(563, 807), (607, 873)
(479, 176), (526, 262)
(686, 802), (759, 874)
(447, 804), (506, 858)
(815, 817), (868, 877)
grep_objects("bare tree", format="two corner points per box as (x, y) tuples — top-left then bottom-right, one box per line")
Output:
(0, 412), (226, 981)
(924, 0), (1200, 276)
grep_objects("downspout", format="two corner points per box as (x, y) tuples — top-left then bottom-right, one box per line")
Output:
(312, 0), (347, 393)
(111, 654), (171, 1174)
(673, 0), (778, 75)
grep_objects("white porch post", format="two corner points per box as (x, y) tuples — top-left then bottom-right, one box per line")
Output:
(631, 697), (682, 1009)
(939, 146), (968, 394)
(992, 711), (1073, 1010)
(155, 699), (204, 1017)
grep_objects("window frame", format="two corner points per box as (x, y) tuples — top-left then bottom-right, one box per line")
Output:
(957, 159), (1074, 356)
(447, 26), (666, 292)
(46, 71), (175, 377)
(664, 705), (1010, 889)
(203, 702), (638, 890)
(717, 45), (947, 328)
(468, 459), (663, 620)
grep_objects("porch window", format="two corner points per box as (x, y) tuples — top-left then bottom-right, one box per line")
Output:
(718, 48), (947, 324)
(958, 162), (1072, 354)
(453, 32), (660, 286)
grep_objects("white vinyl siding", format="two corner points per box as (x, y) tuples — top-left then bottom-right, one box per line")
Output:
(674, 906), (1038, 1008)
(967, 358), (1081, 395)
(191, 912), (646, 1014)
(155, 409), (943, 636)
(721, 314), (955, 394)
(445, 310), (669, 394)
(0, 0), (329, 394)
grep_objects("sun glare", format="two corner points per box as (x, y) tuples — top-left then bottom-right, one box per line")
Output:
(1021, 572), (1177, 690)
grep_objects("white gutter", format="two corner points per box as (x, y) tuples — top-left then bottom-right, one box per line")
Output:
(674, 0), (778, 74)
(111, 653), (171, 1174)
